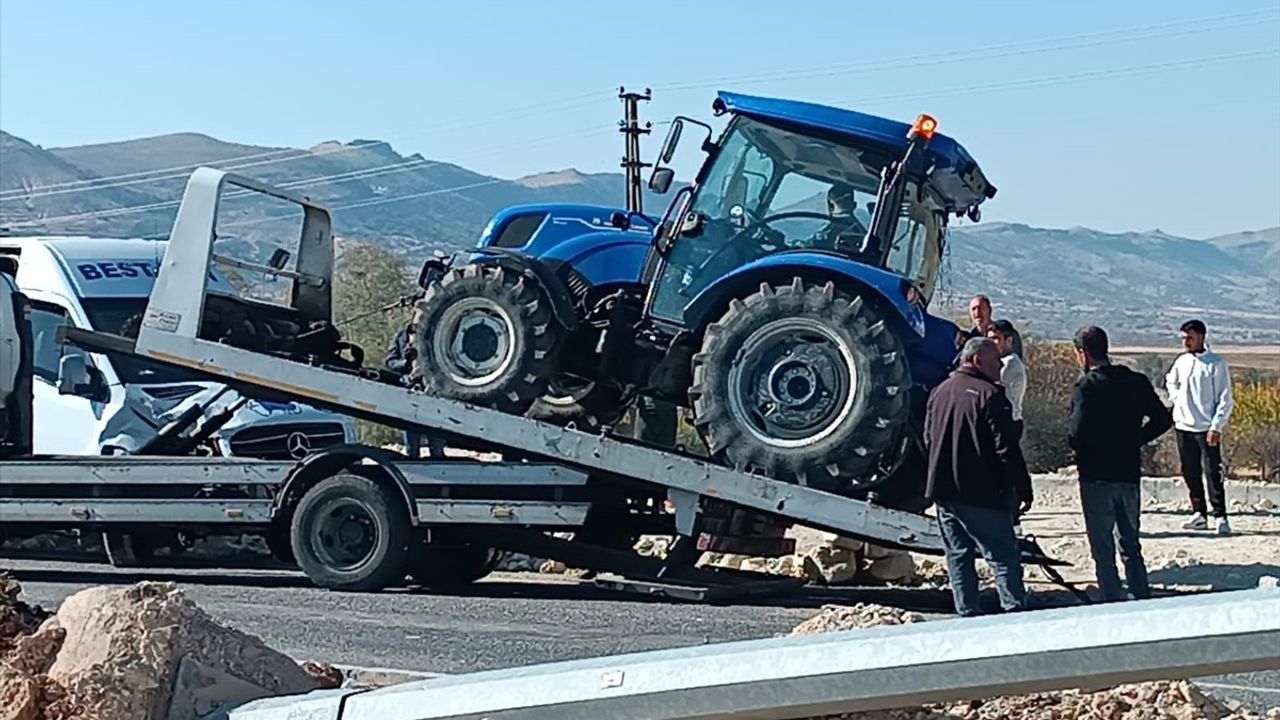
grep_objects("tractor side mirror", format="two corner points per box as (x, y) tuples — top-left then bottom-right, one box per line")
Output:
(417, 255), (449, 290)
(649, 167), (675, 194)
(659, 119), (684, 164)
(58, 354), (109, 403)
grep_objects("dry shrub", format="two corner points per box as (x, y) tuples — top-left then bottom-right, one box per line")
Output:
(1225, 381), (1280, 481)
(1020, 340), (1080, 472)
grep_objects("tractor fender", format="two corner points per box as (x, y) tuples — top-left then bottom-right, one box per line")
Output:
(470, 247), (579, 332)
(682, 251), (927, 338)
(273, 444), (419, 527)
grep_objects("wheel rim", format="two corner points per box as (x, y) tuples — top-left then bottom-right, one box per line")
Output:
(433, 297), (516, 386)
(309, 498), (379, 572)
(725, 317), (858, 448)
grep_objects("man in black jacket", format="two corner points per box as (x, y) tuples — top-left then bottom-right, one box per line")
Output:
(925, 337), (1033, 617)
(1069, 326), (1173, 602)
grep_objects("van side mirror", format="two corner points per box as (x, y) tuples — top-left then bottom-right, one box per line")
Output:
(268, 248), (291, 270)
(58, 354), (109, 403)
(649, 167), (675, 194)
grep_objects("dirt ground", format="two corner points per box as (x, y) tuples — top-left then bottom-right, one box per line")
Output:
(1015, 475), (1280, 594)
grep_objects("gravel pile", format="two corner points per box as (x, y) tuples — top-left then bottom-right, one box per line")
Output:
(788, 603), (924, 635)
(786, 603), (1280, 720)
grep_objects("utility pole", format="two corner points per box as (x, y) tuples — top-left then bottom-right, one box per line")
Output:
(618, 87), (652, 214)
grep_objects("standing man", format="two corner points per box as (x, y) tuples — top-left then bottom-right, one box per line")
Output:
(1165, 319), (1234, 534)
(1069, 326), (1172, 602)
(987, 319), (1027, 449)
(925, 337), (1033, 617)
(965, 294), (994, 339)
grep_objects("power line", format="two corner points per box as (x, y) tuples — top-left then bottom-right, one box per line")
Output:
(839, 47), (1280, 107)
(0, 140), (391, 201)
(652, 8), (1279, 92)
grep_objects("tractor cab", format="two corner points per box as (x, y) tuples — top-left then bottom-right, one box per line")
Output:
(642, 92), (995, 334)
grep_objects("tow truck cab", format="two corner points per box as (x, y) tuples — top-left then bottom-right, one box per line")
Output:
(0, 235), (357, 457)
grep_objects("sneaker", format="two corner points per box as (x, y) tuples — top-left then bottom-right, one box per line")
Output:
(1182, 513), (1208, 530)
(1216, 517), (1232, 535)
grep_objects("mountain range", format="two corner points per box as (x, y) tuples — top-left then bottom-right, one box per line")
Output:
(2, 130), (1277, 344)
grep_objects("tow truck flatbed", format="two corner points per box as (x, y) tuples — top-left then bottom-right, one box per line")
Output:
(15, 166), (1076, 598)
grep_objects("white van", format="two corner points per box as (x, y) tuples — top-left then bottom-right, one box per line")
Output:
(0, 234), (358, 457)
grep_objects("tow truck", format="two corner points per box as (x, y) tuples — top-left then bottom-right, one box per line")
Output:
(1, 107), (1069, 600)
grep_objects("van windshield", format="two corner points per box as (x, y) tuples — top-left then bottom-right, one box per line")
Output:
(80, 297), (205, 385)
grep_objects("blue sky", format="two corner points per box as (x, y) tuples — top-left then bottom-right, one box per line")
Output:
(2, 0), (1278, 239)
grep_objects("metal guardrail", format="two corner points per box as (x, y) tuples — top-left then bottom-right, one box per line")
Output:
(224, 587), (1280, 720)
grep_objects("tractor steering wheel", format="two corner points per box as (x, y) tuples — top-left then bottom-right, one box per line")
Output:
(688, 210), (836, 285)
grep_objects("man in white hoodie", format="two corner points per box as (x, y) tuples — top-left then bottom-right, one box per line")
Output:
(1165, 319), (1234, 534)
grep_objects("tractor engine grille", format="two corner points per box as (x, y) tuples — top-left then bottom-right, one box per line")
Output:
(228, 423), (347, 460)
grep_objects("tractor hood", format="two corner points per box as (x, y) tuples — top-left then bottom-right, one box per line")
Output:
(713, 91), (997, 212)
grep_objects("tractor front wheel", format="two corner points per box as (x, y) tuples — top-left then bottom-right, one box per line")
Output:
(415, 264), (561, 415)
(526, 374), (625, 431)
(689, 278), (910, 493)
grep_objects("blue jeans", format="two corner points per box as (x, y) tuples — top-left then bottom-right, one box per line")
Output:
(936, 501), (1027, 616)
(1080, 481), (1150, 601)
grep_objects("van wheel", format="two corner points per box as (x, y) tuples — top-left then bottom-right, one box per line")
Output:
(290, 473), (411, 592)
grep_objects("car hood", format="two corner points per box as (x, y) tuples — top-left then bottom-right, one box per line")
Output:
(97, 382), (351, 454)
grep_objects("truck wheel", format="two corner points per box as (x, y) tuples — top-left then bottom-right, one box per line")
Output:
(290, 473), (412, 592)
(689, 279), (909, 493)
(407, 543), (501, 589)
(526, 374), (624, 430)
(416, 264), (560, 415)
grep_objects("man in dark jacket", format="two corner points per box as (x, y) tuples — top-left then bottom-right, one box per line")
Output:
(925, 337), (1033, 617)
(1069, 326), (1173, 602)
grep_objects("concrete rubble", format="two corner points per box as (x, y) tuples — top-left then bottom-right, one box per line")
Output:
(0, 573), (319, 720)
(697, 530), (922, 586)
(787, 603), (1280, 720)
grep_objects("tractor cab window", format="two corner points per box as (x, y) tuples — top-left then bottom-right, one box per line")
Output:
(649, 117), (889, 322)
(882, 189), (945, 302)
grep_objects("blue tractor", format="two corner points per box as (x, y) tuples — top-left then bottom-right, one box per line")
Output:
(413, 91), (996, 498)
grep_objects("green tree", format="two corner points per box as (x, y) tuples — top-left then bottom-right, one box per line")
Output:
(332, 240), (417, 446)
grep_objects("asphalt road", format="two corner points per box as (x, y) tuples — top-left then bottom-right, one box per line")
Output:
(7, 560), (1279, 713)
(8, 560), (818, 672)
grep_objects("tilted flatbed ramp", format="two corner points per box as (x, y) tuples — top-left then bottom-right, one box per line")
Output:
(64, 325), (942, 554)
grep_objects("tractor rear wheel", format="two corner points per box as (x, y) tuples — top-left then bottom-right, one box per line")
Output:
(415, 264), (561, 415)
(689, 278), (910, 493)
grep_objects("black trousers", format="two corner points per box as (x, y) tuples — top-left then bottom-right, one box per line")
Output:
(1175, 430), (1227, 517)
